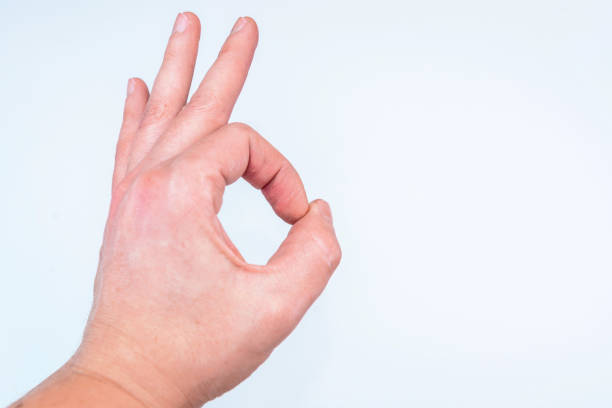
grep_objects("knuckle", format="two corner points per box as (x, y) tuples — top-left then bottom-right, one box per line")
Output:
(129, 167), (169, 200)
(140, 102), (170, 128)
(226, 121), (254, 135)
(330, 239), (342, 269)
(163, 45), (181, 63)
(188, 92), (227, 118)
(217, 43), (242, 59)
(259, 295), (296, 335)
(171, 157), (223, 209)
(122, 103), (141, 120)
(224, 122), (255, 148)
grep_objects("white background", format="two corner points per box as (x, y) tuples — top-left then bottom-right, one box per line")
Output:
(1, 0), (612, 406)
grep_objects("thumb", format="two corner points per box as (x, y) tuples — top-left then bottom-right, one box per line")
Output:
(266, 199), (342, 308)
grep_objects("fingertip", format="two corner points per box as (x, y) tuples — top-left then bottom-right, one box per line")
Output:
(287, 201), (310, 225)
(264, 170), (308, 225)
(124, 78), (149, 118)
(243, 16), (259, 38)
(247, 17), (259, 45)
(268, 185), (308, 225)
(308, 199), (341, 267)
(266, 196), (342, 294)
(230, 16), (259, 42)
(181, 11), (201, 35)
(310, 199), (332, 223)
(127, 77), (149, 97)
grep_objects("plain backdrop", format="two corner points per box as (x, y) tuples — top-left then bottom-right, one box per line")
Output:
(2, 0), (612, 406)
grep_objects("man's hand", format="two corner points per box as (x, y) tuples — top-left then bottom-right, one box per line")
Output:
(14, 13), (340, 408)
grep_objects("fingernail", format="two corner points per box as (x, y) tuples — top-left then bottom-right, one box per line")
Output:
(173, 13), (188, 34)
(127, 78), (135, 96)
(231, 17), (248, 34)
(316, 200), (333, 224)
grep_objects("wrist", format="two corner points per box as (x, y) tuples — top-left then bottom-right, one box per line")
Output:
(71, 320), (198, 408)
(11, 362), (146, 408)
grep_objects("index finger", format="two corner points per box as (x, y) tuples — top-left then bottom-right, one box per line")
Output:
(177, 122), (309, 224)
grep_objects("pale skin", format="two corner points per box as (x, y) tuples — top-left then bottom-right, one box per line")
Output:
(10, 12), (341, 408)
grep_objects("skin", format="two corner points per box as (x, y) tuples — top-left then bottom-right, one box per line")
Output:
(10, 12), (341, 408)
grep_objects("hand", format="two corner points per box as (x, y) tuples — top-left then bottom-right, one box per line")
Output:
(14, 13), (340, 408)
